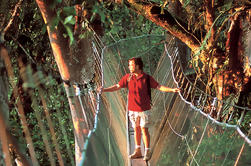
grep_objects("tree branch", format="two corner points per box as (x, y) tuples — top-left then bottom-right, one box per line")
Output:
(74, 4), (82, 36)
(123, 0), (200, 51)
(204, 0), (216, 47)
(3, 0), (23, 35)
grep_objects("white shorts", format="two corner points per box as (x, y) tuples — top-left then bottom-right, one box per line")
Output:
(128, 110), (152, 128)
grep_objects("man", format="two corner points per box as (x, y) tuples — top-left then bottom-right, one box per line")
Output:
(98, 57), (179, 161)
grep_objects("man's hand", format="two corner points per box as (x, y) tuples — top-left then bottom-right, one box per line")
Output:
(158, 85), (181, 93)
(172, 88), (180, 93)
(97, 86), (104, 94)
(97, 84), (121, 93)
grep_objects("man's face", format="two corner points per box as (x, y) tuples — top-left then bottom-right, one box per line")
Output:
(128, 60), (139, 73)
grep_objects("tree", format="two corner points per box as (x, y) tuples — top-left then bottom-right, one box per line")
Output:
(1, 43), (35, 166)
(119, 0), (251, 120)
(35, 0), (102, 164)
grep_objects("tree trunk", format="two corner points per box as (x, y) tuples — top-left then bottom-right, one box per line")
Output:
(0, 44), (12, 166)
(36, 1), (95, 164)
(1, 44), (33, 166)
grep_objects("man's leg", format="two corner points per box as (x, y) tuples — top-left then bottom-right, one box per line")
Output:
(142, 127), (152, 160)
(141, 127), (150, 148)
(134, 126), (142, 147)
(141, 109), (153, 161)
(129, 116), (142, 158)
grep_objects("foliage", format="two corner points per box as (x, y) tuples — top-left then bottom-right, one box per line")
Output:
(56, 6), (76, 45)
(91, 1), (164, 44)
(158, 116), (250, 166)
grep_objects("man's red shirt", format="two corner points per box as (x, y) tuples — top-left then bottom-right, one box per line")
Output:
(118, 72), (159, 112)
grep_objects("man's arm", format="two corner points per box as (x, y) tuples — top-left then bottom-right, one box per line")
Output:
(98, 84), (121, 93)
(157, 85), (180, 93)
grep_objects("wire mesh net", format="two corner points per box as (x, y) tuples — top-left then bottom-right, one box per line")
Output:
(82, 35), (167, 165)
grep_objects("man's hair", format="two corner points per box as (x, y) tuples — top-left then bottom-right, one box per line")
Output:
(128, 57), (144, 70)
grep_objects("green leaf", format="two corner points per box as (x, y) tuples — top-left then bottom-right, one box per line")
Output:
(23, 82), (35, 89)
(50, 16), (60, 31)
(56, 8), (62, 17)
(64, 15), (76, 25)
(100, 12), (106, 23)
(41, 24), (47, 34)
(64, 25), (74, 45)
(91, 4), (106, 23)
(62, 6), (76, 16)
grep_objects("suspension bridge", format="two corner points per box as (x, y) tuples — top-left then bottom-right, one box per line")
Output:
(0, 34), (250, 166)
(81, 34), (251, 166)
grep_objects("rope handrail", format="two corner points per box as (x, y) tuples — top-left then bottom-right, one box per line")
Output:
(151, 38), (201, 166)
(78, 34), (104, 166)
(165, 41), (251, 146)
(171, 41), (251, 112)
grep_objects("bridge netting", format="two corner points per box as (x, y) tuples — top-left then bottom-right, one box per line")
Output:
(81, 34), (251, 166)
